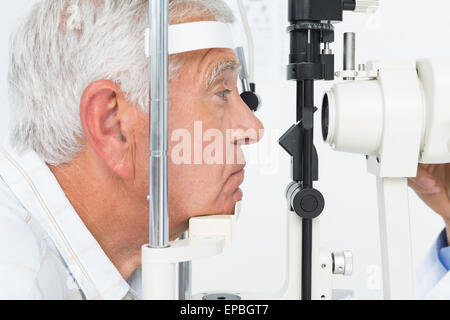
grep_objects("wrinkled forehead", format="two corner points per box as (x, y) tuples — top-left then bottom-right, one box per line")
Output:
(172, 48), (240, 93)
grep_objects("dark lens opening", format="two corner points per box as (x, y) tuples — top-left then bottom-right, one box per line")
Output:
(321, 94), (330, 141)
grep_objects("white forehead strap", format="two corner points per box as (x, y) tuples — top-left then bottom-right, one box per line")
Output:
(145, 21), (234, 56)
(169, 21), (234, 54)
(146, 21), (234, 56)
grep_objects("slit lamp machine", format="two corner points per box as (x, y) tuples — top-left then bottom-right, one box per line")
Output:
(142, 0), (450, 300)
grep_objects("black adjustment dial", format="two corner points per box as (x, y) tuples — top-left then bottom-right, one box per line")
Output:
(290, 187), (325, 220)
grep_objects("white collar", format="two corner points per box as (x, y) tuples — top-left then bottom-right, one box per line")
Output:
(0, 140), (130, 300)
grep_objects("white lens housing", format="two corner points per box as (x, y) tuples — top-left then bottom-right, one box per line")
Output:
(417, 58), (450, 164)
(322, 58), (450, 177)
(323, 80), (384, 156)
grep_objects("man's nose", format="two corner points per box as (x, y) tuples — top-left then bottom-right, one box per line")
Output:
(231, 96), (265, 145)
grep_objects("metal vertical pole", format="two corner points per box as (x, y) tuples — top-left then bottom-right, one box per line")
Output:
(343, 32), (356, 80)
(149, 0), (169, 248)
(178, 232), (192, 300)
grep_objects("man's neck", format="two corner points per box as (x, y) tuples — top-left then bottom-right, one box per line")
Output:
(48, 154), (146, 280)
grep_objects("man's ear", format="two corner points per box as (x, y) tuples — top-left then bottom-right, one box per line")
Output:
(80, 80), (135, 180)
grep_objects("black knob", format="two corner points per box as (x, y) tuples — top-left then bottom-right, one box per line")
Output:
(291, 187), (325, 219)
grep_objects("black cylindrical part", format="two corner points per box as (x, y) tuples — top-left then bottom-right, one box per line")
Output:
(288, 0), (326, 81)
(300, 79), (315, 301)
(343, 0), (356, 11)
(296, 81), (303, 122)
(288, 0), (344, 22)
(302, 80), (314, 188)
(289, 30), (321, 65)
(302, 219), (313, 300)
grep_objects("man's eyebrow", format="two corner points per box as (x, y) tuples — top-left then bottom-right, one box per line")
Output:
(205, 59), (241, 90)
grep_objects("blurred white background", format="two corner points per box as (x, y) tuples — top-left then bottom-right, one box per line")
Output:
(0, 0), (448, 300)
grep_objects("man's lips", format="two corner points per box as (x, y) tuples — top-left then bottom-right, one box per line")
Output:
(229, 168), (245, 184)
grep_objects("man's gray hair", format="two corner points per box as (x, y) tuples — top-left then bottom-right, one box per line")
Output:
(8, 0), (234, 165)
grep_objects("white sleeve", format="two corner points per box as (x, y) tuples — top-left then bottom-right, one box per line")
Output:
(414, 231), (449, 299)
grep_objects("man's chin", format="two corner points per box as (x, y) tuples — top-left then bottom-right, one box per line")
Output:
(219, 191), (243, 215)
(233, 188), (243, 202)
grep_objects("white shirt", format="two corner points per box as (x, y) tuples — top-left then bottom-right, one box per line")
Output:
(415, 231), (450, 299)
(0, 140), (140, 300)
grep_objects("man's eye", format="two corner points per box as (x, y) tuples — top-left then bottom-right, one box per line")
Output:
(217, 89), (232, 101)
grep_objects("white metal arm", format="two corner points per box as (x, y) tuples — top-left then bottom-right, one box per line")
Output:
(376, 177), (414, 299)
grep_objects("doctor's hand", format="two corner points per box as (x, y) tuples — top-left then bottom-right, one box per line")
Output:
(408, 164), (450, 223)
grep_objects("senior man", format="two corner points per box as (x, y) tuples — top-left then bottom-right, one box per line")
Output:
(0, 0), (262, 300)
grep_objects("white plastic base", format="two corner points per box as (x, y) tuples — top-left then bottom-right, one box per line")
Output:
(191, 210), (333, 301)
